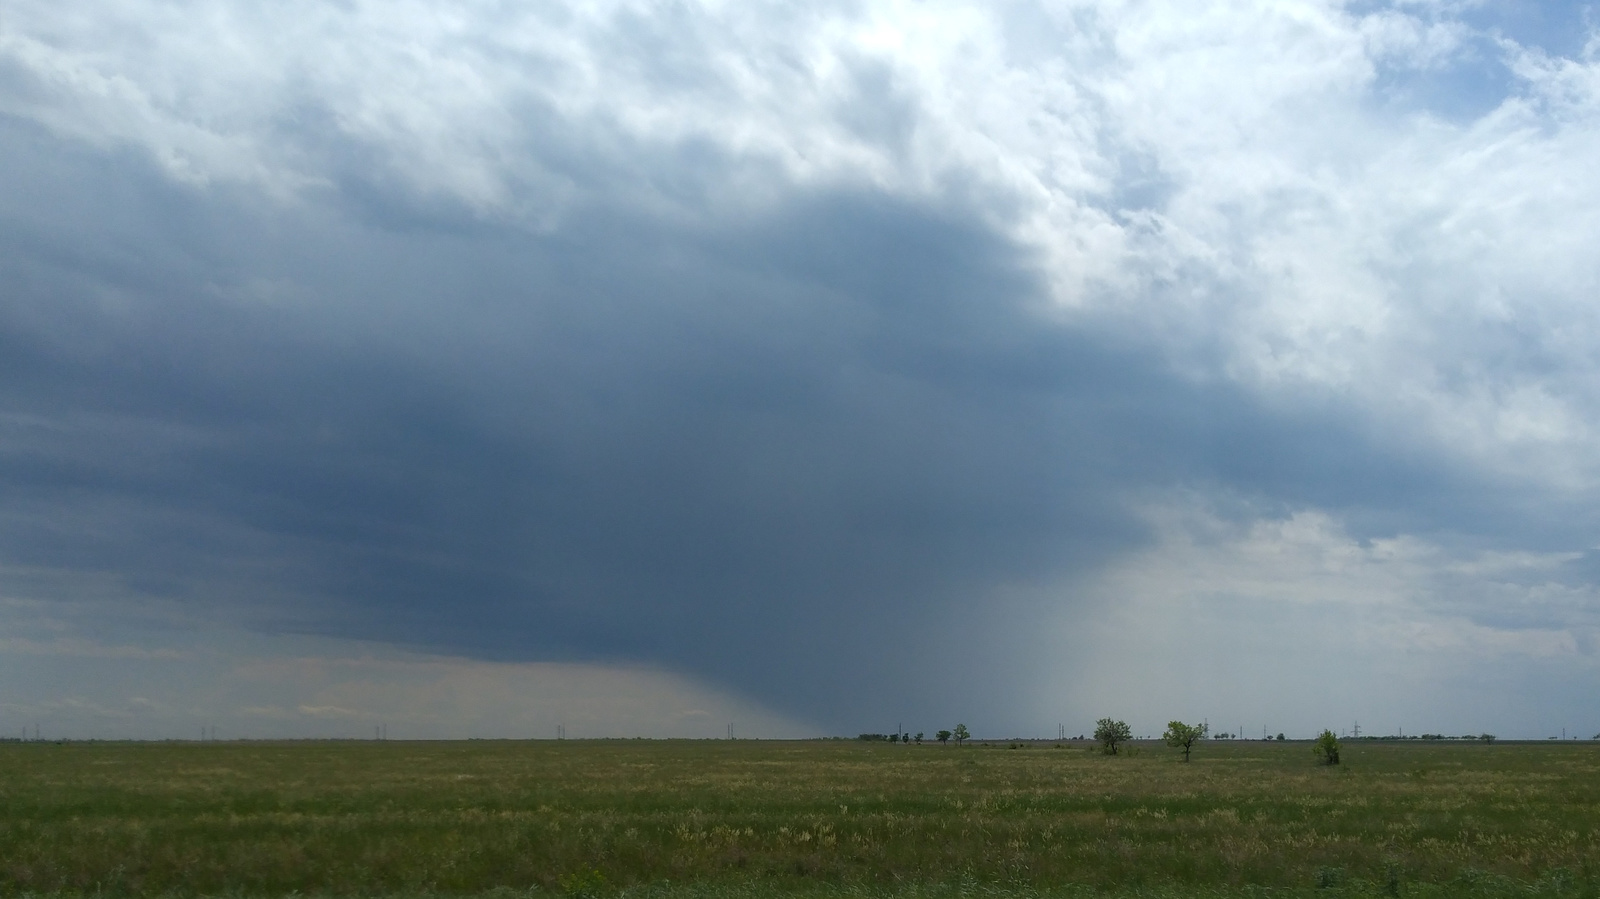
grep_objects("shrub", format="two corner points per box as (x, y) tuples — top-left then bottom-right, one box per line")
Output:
(559, 868), (606, 899)
(1315, 866), (1346, 889)
(1384, 860), (1403, 897)
(1094, 718), (1132, 755)
(1162, 720), (1206, 761)
(1313, 729), (1341, 765)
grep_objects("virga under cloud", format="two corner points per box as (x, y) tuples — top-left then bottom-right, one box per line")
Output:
(2, 0), (1599, 739)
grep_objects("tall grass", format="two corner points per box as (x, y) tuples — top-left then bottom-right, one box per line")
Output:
(1, 739), (1596, 896)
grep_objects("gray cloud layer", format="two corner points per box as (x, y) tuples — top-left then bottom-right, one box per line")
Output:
(3, 1), (1600, 734)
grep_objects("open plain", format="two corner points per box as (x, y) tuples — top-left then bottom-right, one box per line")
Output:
(2, 738), (1597, 898)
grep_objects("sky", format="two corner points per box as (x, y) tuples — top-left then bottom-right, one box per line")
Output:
(3, 0), (1600, 742)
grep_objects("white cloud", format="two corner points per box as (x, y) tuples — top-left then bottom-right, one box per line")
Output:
(1040, 496), (1600, 737)
(5, 0), (1600, 736)
(6, 1), (1597, 493)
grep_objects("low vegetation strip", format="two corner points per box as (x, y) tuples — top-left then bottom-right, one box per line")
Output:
(1, 739), (1597, 897)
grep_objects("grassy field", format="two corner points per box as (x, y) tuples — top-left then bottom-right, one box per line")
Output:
(1, 738), (1598, 898)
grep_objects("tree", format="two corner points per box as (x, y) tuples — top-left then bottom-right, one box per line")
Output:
(953, 723), (970, 745)
(1094, 718), (1132, 755)
(915, 732), (925, 744)
(936, 729), (952, 745)
(1313, 729), (1341, 765)
(1163, 720), (1207, 761)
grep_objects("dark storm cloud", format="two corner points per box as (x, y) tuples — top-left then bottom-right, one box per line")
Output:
(5, 89), (1573, 731)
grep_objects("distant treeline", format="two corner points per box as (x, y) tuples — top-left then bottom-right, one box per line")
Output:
(1360, 734), (1497, 742)
(856, 731), (1519, 743)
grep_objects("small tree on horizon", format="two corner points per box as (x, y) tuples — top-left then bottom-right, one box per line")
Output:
(1314, 729), (1341, 765)
(1163, 720), (1207, 761)
(1094, 718), (1132, 755)
(953, 723), (970, 746)
(936, 729), (952, 745)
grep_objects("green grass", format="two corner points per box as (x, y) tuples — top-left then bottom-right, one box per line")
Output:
(1, 739), (1597, 897)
